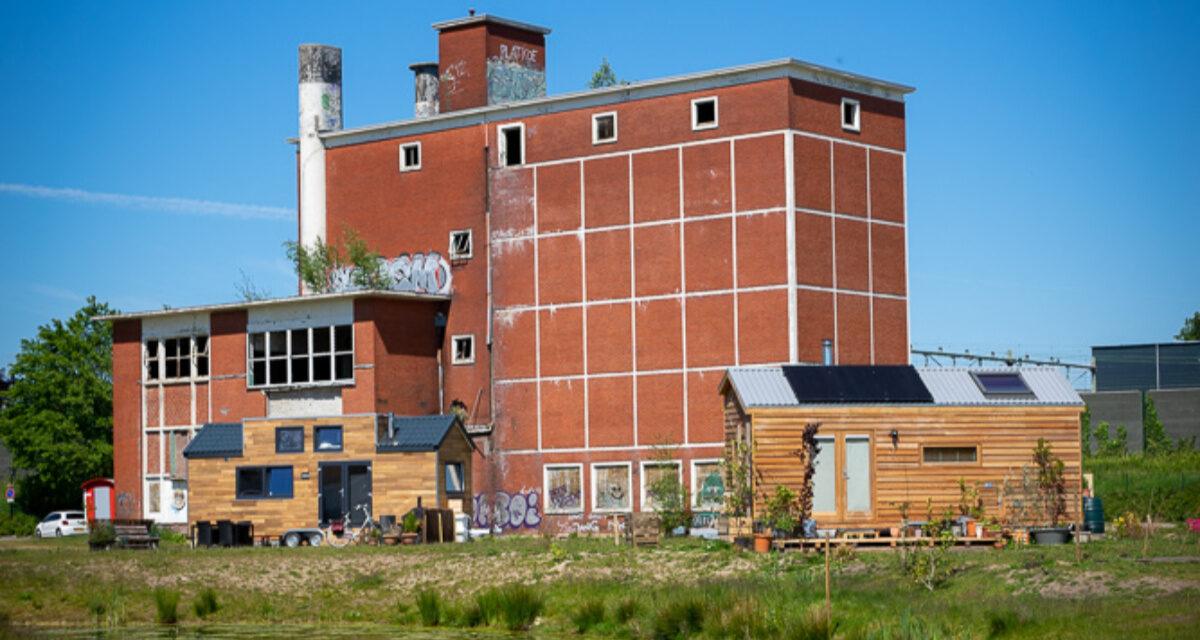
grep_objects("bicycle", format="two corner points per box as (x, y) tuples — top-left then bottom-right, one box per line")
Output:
(326, 504), (377, 548)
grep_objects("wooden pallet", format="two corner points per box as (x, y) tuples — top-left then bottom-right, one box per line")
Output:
(627, 513), (660, 547)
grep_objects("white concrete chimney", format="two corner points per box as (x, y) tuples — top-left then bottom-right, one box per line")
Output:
(298, 44), (342, 292)
(410, 62), (439, 118)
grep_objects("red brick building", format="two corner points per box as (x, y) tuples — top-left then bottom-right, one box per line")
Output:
(104, 13), (913, 533)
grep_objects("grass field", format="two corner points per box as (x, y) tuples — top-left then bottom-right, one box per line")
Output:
(1, 530), (1198, 639)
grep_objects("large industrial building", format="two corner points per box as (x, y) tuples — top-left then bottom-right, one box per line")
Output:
(104, 13), (915, 532)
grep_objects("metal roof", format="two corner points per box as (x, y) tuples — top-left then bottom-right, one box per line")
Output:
(916, 367), (1083, 406)
(377, 415), (474, 453)
(182, 423), (243, 458)
(721, 367), (798, 408)
(722, 366), (1082, 408)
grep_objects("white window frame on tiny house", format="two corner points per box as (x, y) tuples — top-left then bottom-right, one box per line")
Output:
(691, 96), (718, 131)
(451, 334), (475, 365)
(690, 458), (724, 510)
(841, 97), (861, 132)
(399, 141), (422, 172)
(543, 463), (584, 514)
(449, 229), (473, 260)
(591, 461), (632, 513)
(498, 122), (525, 166)
(640, 460), (683, 512)
(592, 111), (617, 145)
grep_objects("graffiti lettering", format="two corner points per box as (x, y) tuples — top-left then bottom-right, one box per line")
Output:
(328, 251), (452, 295)
(440, 60), (468, 96)
(496, 44), (538, 66)
(473, 490), (542, 530)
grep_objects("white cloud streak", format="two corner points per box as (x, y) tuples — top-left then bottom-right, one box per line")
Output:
(0, 183), (291, 221)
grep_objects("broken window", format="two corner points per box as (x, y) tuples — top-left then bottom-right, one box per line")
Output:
(144, 335), (209, 382)
(544, 464), (583, 514)
(499, 123), (524, 166)
(399, 141), (421, 171)
(449, 229), (472, 260)
(592, 463), (631, 512)
(452, 335), (474, 365)
(592, 112), (617, 144)
(692, 97), (717, 130)
(248, 324), (353, 387)
(841, 98), (860, 132)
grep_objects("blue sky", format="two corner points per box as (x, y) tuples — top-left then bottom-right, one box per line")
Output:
(1, 1), (1197, 385)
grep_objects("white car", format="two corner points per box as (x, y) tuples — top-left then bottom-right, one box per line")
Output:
(34, 511), (89, 538)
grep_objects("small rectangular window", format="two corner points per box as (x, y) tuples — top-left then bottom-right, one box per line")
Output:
(248, 324), (353, 388)
(237, 466), (293, 499)
(144, 335), (209, 382)
(544, 464), (583, 514)
(449, 230), (473, 260)
(399, 142), (421, 172)
(592, 112), (617, 144)
(275, 426), (304, 454)
(691, 460), (725, 510)
(641, 461), (682, 511)
(841, 98), (861, 132)
(452, 335), (474, 365)
(315, 425), (343, 452)
(923, 446), (978, 464)
(444, 462), (464, 496)
(499, 123), (524, 166)
(691, 97), (718, 130)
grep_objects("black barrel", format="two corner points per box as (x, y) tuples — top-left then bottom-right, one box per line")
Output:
(217, 520), (234, 547)
(235, 521), (254, 546)
(195, 521), (213, 547)
(1084, 496), (1105, 534)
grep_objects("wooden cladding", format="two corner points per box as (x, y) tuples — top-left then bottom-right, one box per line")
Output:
(743, 403), (1083, 529)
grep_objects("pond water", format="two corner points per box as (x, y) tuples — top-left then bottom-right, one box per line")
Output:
(41, 625), (525, 639)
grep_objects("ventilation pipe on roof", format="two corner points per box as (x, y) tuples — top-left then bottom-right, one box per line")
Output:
(822, 339), (833, 365)
(410, 62), (439, 118)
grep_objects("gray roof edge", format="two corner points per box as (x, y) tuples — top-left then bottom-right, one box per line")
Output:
(431, 14), (552, 34)
(94, 289), (449, 322)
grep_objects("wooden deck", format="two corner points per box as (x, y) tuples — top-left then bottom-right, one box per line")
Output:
(772, 535), (1004, 551)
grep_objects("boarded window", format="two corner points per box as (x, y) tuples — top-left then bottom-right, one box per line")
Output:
(923, 446), (978, 464)
(642, 461), (681, 511)
(692, 461), (724, 510)
(593, 463), (631, 512)
(545, 465), (582, 514)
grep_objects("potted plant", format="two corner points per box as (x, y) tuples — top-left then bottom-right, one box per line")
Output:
(89, 522), (116, 551)
(1029, 439), (1071, 545)
(401, 511), (421, 545)
(765, 484), (798, 540)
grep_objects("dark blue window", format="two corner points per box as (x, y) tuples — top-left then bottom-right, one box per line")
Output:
(315, 426), (343, 452)
(236, 466), (293, 499)
(267, 468), (293, 498)
(971, 372), (1032, 396)
(276, 427), (304, 454)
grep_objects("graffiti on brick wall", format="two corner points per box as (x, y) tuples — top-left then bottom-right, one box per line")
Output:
(487, 45), (544, 105)
(473, 490), (542, 530)
(329, 252), (452, 295)
(440, 60), (468, 99)
(116, 492), (136, 519)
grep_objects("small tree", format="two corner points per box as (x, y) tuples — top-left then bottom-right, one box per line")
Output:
(795, 422), (821, 531)
(1175, 311), (1200, 341)
(284, 224), (387, 293)
(587, 57), (627, 89)
(721, 438), (753, 531)
(647, 442), (691, 535)
(1143, 395), (1169, 455)
(1032, 438), (1067, 527)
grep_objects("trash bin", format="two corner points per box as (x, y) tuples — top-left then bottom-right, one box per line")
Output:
(1084, 496), (1105, 534)
(235, 521), (254, 547)
(217, 520), (234, 547)
(195, 521), (213, 548)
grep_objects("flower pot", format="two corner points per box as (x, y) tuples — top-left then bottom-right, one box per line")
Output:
(966, 520), (976, 538)
(400, 533), (419, 545)
(753, 533), (772, 553)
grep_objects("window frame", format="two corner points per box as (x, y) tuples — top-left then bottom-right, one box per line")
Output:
(691, 96), (718, 131)
(247, 324), (354, 389)
(443, 461), (465, 498)
(144, 334), (209, 383)
(543, 463), (584, 515)
(275, 426), (305, 454)
(591, 111), (617, 145)
(451, 335), (475, 365)
(970, 371), (1033, 397)
(399, 141), (422, 172)
(314, 425), (344, 453)
(690, 458), (725, 510)
(841, 97), (861, 132)
(498, 122), (525, 167)
(448, 229), (473, 260)
(640, 460), (683, 512)
(920, 444), (981, 466)
(235, 466), (294, 500)
(590, 461), (633, 514)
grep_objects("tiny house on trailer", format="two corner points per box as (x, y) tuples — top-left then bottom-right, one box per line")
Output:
(182, 413), (473, 539)
(719, 366), (1084, 530)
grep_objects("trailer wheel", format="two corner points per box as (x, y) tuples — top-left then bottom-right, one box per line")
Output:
(284, 532), (301, 548)
(308, 532), (323, 547)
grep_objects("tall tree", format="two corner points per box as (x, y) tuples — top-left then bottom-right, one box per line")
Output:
(1176, 311), (1200, 341)
(0, 298), (115, 515)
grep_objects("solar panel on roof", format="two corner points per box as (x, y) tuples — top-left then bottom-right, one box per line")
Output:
(780, 366), (933, 403)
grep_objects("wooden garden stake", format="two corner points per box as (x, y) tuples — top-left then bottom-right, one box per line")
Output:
(1074, 520), (1081, 564)
(824, 531), (832, 637)
(1143, 513), (1151, 559)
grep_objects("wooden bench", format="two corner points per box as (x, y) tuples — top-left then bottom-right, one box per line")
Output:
(112, 519), (159, 550)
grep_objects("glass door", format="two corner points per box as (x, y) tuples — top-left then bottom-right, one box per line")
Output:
(318, 461), (373, 526)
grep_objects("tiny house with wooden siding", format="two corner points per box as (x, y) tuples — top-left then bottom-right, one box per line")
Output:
(183, 413), (473, 537)
(718, 366), (1084, 530)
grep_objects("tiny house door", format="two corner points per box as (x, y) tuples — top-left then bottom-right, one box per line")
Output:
(318, 461), (373, 526)
(844, 436), (872, 515)
(808, 434), (874, 523)
(811, 436), (837, 516)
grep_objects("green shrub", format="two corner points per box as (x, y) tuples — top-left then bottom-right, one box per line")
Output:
(652, 597), (705, 640)
(193, 587), (219, 619)
(415, 589), (442, 626)
(614, 596), (639, 624)
(89, 523), (116, 546)
(572, 598), (606, 633)
(497, 583), (543, 631)
(153, 589), (180, 624)
(0, 509), (37, 537)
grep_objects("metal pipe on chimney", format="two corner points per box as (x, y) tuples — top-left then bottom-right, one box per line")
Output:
(822, 338), (833, 365)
